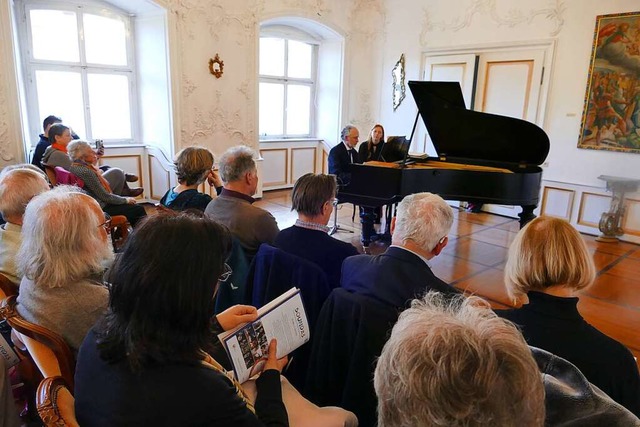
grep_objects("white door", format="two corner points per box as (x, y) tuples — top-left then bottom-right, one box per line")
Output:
(474, 48), (546, 217)
(416, 54), (477, 154)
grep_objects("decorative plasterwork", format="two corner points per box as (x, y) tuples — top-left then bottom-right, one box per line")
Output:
(347, 0), (386, 42)
(421, 0), (565, 45)
(255, 0), (330, 18)
(180, 90), (249, 147)
(351, 90), (374, 130)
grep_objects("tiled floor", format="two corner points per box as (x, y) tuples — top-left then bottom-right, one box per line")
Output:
(257, 189), (640, 366)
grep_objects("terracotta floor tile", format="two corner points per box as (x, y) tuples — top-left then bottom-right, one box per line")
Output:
(494, 220), (522, 232)
(456, 210), (514, 226)
(583, 235), (638, 256)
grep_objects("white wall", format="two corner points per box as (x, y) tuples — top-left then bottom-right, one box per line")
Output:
(378, 0), (640, 189)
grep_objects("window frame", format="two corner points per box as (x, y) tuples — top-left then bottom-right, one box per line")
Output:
(17, 0), (139, 145)
(259, 31), (318, 140)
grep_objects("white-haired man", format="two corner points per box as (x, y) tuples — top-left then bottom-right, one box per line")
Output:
(0, 166), (50, 287)
(340, 191), (458, 302)
(204, 146), (279, 259)
(305, 192), (459, 425)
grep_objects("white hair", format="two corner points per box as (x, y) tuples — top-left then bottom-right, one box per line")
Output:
(218, 145), (256, 183)
(67, 139), (94, 161)
(17, 185), (114, 288)
(374, 291), (545, 427)
(392, 192), (454, 252)
(0, 168), (49, 220)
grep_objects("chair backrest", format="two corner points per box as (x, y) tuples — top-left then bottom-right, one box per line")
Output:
(0, 296), (75, 391)
(109, 215), (131, 252)
(305, 288), (400, 427)
(44, 166), (57, 186)
(37, 376), (79, 427)
(0, 272), (17, 299)
(53, 167), (84, 188)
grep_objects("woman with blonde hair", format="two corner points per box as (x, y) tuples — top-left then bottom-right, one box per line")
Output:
(160, 146), (223, 211)
(498, 216), (640, 416)
(358, 124), (385, 162)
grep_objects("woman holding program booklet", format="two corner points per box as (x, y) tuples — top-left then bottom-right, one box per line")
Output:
(74, 210), (356, 427)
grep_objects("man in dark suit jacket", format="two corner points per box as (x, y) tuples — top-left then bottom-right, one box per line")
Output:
(306, 192), (459, 425)
(328, 124), (360, 187)
(341, 191), (459, 304)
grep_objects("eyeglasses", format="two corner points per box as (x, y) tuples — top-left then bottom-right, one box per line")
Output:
(331, 198), (339, 207)
(98, 213), (112, 233)
(218, 263), (233, 283)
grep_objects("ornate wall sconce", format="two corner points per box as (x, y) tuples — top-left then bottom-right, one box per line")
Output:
(209, 53), (224, 78)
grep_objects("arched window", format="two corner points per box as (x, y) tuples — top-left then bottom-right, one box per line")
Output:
(16, 0), (138, 143)
(259, 26), (318, 139)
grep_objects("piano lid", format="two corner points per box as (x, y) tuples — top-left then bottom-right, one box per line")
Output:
(408, 81), (550, 166)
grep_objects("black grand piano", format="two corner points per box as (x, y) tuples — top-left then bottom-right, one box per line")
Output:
(338, 81), (550, 246)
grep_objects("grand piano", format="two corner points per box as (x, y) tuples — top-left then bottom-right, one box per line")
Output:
(338, 81), (550, 245)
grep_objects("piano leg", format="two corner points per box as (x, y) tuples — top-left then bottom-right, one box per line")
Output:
(518, 205), (536, 229)
(360, 207), (376, 247)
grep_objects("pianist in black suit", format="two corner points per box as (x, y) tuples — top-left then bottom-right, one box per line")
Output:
(328, 125), (361, 186)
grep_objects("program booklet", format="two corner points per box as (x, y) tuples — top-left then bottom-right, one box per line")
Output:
(218, 287), (310, 383)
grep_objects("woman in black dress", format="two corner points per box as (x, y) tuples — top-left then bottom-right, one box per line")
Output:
(358, 124), (385, 162)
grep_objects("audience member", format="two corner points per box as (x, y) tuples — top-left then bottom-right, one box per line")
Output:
(16, 186), (112, 352)
(68, 140), (146, 227)
(374, 291), (545, 427)
(41, 123), (73, 170)
(0, 167), (49, 287)
(74, 212), (287, 426)
(274, 173), (357, 288)
(341, 191), (458, 302)
(160, 146), (223, 211)
(42, 123), (141, 197)
(31, 115), (62, 169)
(205, 146), (278, 259)
(498, 216), (640, 416)
(306, 192), (458, 425)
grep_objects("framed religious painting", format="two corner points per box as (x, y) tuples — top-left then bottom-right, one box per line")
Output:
(578, 11), (640, 153)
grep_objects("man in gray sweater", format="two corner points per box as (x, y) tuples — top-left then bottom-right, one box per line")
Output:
(204, 146), (279, 260)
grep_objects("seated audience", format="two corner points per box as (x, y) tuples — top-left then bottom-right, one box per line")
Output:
(160, 146), (223, 211)
(341, 191), (458, 302)
(75, 212), (282, 426)
(16, 186), (112, 352)
(498, 216), (640, 416)
(31, 114), (62, 169)
(305, 192), (458, 425)
(0, 167), (49, 287)
(68, 140), (146, 227)
(274, 173), (357, 288)
(205, 146), (279, 260)
(42, 123), (141, 197)
(374, 291), (545, 427)
(41, 123), (73, 170)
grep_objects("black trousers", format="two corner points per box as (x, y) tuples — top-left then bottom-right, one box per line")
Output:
(103, 203), (147, 227)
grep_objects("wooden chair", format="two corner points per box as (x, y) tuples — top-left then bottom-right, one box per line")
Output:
(36, 376), (79, 427)
(0, 272), (17, 300)
(0, 296), (75, 392)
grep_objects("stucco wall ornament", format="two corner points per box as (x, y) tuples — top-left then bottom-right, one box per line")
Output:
(421, 0), (565, 45)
